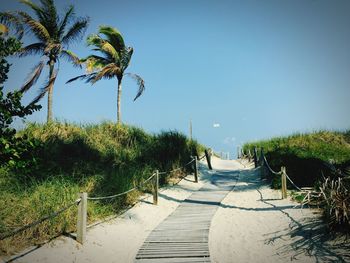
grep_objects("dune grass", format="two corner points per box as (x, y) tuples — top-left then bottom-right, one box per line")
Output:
(243, 130), (350, 187)
(0, 122), (205, 255)
(243, 130), (350, 233)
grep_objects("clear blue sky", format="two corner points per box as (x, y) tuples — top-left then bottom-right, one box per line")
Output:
(3, 0), (350, 158)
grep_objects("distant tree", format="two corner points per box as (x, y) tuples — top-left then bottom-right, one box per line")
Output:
(0, 0), (89, 122)
(67, 26), (145, 124)
(0, 28), (41, 167)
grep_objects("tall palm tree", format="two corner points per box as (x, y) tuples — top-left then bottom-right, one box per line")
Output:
(67, 26), (145, 124)
(0, 0), (89, 122)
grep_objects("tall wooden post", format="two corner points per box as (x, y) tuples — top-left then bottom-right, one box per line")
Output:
(204, 149), (212, 170)
(153, 170), (159, 205)
(194, 156), (198, 183)
(260, 147), (264, 166)
(281, 167), (287, 199)
(260, 148), (264, 180)
(77, 192), (87, 244)
(253, 147), (258, 168)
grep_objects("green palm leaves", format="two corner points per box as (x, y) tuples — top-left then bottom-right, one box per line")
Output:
(0, 0), (89, 122)
(1, 2), (144, 124)
(67, 26), (145, 124)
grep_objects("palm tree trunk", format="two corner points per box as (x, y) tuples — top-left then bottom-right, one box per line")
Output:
(117, 78), (122, 124)
(47, 60), (55, 123)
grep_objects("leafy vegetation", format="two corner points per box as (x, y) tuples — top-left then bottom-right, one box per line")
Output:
(0, 122), (204, 255)
(0, 0), (89, 122)
(243, 130), (350, 233)
(244, 131), (350, 187)
(0, 31), (41, 170)
(67, 25), (145, 124)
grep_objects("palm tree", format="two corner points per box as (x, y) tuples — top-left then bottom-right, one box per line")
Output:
(66, 26), (145, 124)
(0, 0), (89, 122)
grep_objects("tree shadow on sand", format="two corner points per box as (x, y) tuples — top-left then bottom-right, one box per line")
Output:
(257, 187), (350, 262)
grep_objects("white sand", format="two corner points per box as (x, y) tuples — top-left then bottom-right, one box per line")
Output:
(209, 158), (349, 263)
(3, 157), (349, 263)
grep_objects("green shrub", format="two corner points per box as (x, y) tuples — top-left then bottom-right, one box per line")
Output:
(0, 121), (205, 255)
(0, 34), (41, 171)
(243, 130), (350, 188)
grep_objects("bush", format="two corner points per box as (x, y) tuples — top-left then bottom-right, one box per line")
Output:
(243, 131), (350, 188)
(0, 33), (41, 171)
(0, 121), (205, 255)
(319, 177), (350, 233)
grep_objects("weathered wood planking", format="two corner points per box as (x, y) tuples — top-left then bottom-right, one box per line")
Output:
(135, 171), (239, 263)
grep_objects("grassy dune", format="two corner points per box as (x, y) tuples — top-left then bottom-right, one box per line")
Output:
(244, 130), (350, 187)
(0, 122), (204, 255)
(243, 130), (350, 233)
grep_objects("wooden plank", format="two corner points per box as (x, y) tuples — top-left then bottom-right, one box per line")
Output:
(135, 170), (238, 262)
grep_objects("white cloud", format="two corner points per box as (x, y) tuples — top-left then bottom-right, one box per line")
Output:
(213, 123), (220, 128)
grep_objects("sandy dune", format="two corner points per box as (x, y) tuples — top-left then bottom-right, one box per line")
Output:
(3, 157), (349, 263)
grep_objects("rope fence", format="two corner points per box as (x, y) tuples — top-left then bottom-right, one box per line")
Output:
(0, 152), (210, 245)
(0, 198), (81, 241)
(238, 146), (322, 202)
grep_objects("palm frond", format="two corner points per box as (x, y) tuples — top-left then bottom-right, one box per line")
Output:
(61, 17), (89, 46)
(86, 34), (119, 62)
(100, 41), (119, 61)
(19, 0), (45, 22)
(86, 34), (103, 47)
(81, 54), (109, 64)
(99, 25), (125, 51)
(60, 49), (81, 68)
(57, 5), (74, 38)
(20, 61), (45, 93)
(80, 54), (109, 72)
(18, 42), (45, 57)
(91, 48), (115, 63)
(120, 47), (133, 71)
(66, 72), (97, 84)
(30, 68), (57, 104)
(0, 12), (24, 38)
(38, 0), (58, 36)
(92, 63), (119, 83)
(125, 73), (145, 101)
(18, 11), (50, 42)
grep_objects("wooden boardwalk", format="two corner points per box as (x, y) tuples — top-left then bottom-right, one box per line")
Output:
(135, 170), (239, 263)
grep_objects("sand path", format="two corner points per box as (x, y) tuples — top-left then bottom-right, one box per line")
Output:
(3, 157), (349, 263)
(209, 158), (349, 263)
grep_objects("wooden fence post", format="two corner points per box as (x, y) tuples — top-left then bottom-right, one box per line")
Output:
(260, 147), (264, 166)
(253, 147), (258, 168)
(281, 167), (287, 199)
(204, 149), (212, 170)
(153, 170), (159, 205)
(77, 192), (87, 244)
(194, 156), (198, 183)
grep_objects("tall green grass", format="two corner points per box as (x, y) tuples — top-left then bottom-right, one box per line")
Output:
(244, 130), (350, 187)
(0, 122), (205, 255)
(243, 130), (350, 233)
